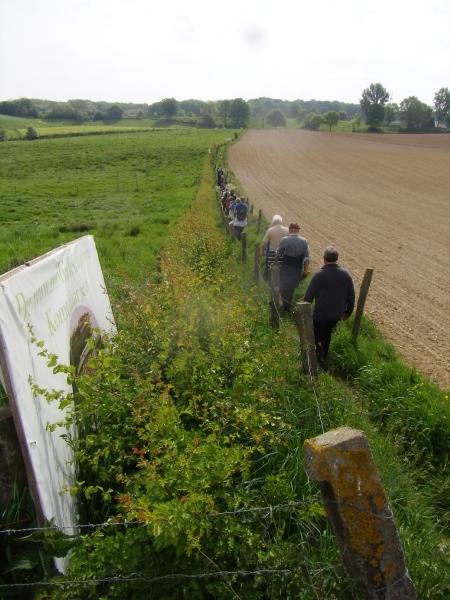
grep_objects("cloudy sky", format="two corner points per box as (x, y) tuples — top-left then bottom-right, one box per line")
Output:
(0, 0), (448, 106)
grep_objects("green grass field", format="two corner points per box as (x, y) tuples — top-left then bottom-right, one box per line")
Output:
(0, 127), (235, 288)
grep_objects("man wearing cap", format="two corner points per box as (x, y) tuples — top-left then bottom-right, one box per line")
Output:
(304, 245), (355, 371)
(261, 215), (289, 281)
(274, 222), (310, 312)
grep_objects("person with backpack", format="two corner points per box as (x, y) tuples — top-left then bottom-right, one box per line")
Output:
(230, 197), (248, 240)
(274, 222), (310, 312)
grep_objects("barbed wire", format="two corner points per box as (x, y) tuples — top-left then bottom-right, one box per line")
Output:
(0, 500), (316, 537)
(0, 565), (339, 590)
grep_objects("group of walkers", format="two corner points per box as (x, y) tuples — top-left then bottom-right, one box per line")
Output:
(261, 215), (355, 372)
(216, 165), (355, 372)
(218, 167), (249, 241)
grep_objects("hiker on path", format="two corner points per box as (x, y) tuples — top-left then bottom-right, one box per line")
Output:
(261, 215), (289, 281)
(274, 222), (310, 312)
(304, 245), (355, 372)
(230, 197), (249, 240)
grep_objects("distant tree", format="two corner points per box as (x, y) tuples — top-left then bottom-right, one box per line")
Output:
(179, 99), (204, 116)
(353, 113), (362, 131)
(161, 98), (178, 119)
(45, 102), (77, 120)
(137, 109), (145, 118)
(0, 97), (38, 118)
(218, 100), (231, 127)
(266, 108), (286, 128)
(201, 101), (218, 117)
(257, 109), (268, 129)
(105, 104), (123, 120)
(93, 111), (105, 121)
(290, 101), (302, 119)
(0, 129), (7, 141)
(302, 114), (324, 130)
(230, 98), (251, 127)
(148, 102), (162, 117)
(323, 111), (340, 131)
(384, 103), (398, 125)
(360, 83), (390, 124)
(433, 87), (450, 126)
(338, 110), (347, 120)
(446, 114), (450, 129)
(201, 113), (216, 128)
(399, 96), (433, 128)
(25, 126), (39, 140)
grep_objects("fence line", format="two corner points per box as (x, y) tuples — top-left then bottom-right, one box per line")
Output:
(0, 565), (339, 591)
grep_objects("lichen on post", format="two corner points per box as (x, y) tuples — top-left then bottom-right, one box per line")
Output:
(303, 426), (417, 600)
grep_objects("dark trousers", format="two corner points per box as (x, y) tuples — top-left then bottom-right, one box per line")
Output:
(280, 266), (302, 311)
(313, 320), (338, 371)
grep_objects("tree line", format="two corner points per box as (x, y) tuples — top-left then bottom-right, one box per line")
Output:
(1, 88), (449, 131)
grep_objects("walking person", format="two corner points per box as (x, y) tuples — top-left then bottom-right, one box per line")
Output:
(231, 197), (249, 240)
(303, 245), (355, 372)
(261, 215), (289, 281)
(274, 222), (310, 312)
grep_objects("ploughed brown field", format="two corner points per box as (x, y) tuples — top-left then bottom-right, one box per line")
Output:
(228, 130), (450, 389)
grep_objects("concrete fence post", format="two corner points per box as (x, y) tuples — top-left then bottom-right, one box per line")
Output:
(304, 427), (417, 600)
(254, 243), (261, 285)
(270, 262), (280, 328)
(352, 268), (374, 339)
(297, 302), (317, 378)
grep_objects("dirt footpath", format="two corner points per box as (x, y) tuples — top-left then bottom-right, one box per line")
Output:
(228, 130), (450, 389)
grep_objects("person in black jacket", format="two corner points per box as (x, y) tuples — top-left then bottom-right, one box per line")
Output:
(304, 245), (355, 371)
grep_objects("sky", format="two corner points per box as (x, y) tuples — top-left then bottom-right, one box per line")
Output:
(0, 0), (449, 107)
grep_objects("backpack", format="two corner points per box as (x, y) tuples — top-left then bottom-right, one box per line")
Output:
(236, 203), (247, 222)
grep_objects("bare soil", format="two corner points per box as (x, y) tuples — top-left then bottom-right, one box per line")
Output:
(229, 130), (450, 389)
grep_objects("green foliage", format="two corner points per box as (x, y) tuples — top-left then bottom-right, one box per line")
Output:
(301, 113), (324, 130)
(230, 98), (251, 127)
(290, 101), (302, 119)
(200, 113), (216, 128)
(160, 98), (179, 119)
(384, 103), (398, 125)
(434, 87), (450, 126)
(323, 111), (340, 131)
(25, 126), (39, 140)
(399, 96), (433, 128)
(105, 104), (123, 120)
(266, 108), (286, 128)
(45, 102), (78, 120)
(218, 99), (231, 127)
(360, 83), (389, 124)
(0, 129), (6, 142)
(0, 98), (38, 118)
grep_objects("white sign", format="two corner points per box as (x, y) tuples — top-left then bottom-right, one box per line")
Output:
(0, 236), (115, 572)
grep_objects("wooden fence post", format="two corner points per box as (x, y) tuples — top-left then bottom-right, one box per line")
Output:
(0, 407), (27, 510)
(241, 232), (247, 262)
(297, 302), (317, 378)
(250, 204), (254, 215)
(304, 427), (418, 600)
(352, 268), (374, 339)
(257, 209), (262, 235)
(270, 262), (280, 328)
(254, 243), (261, 285)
